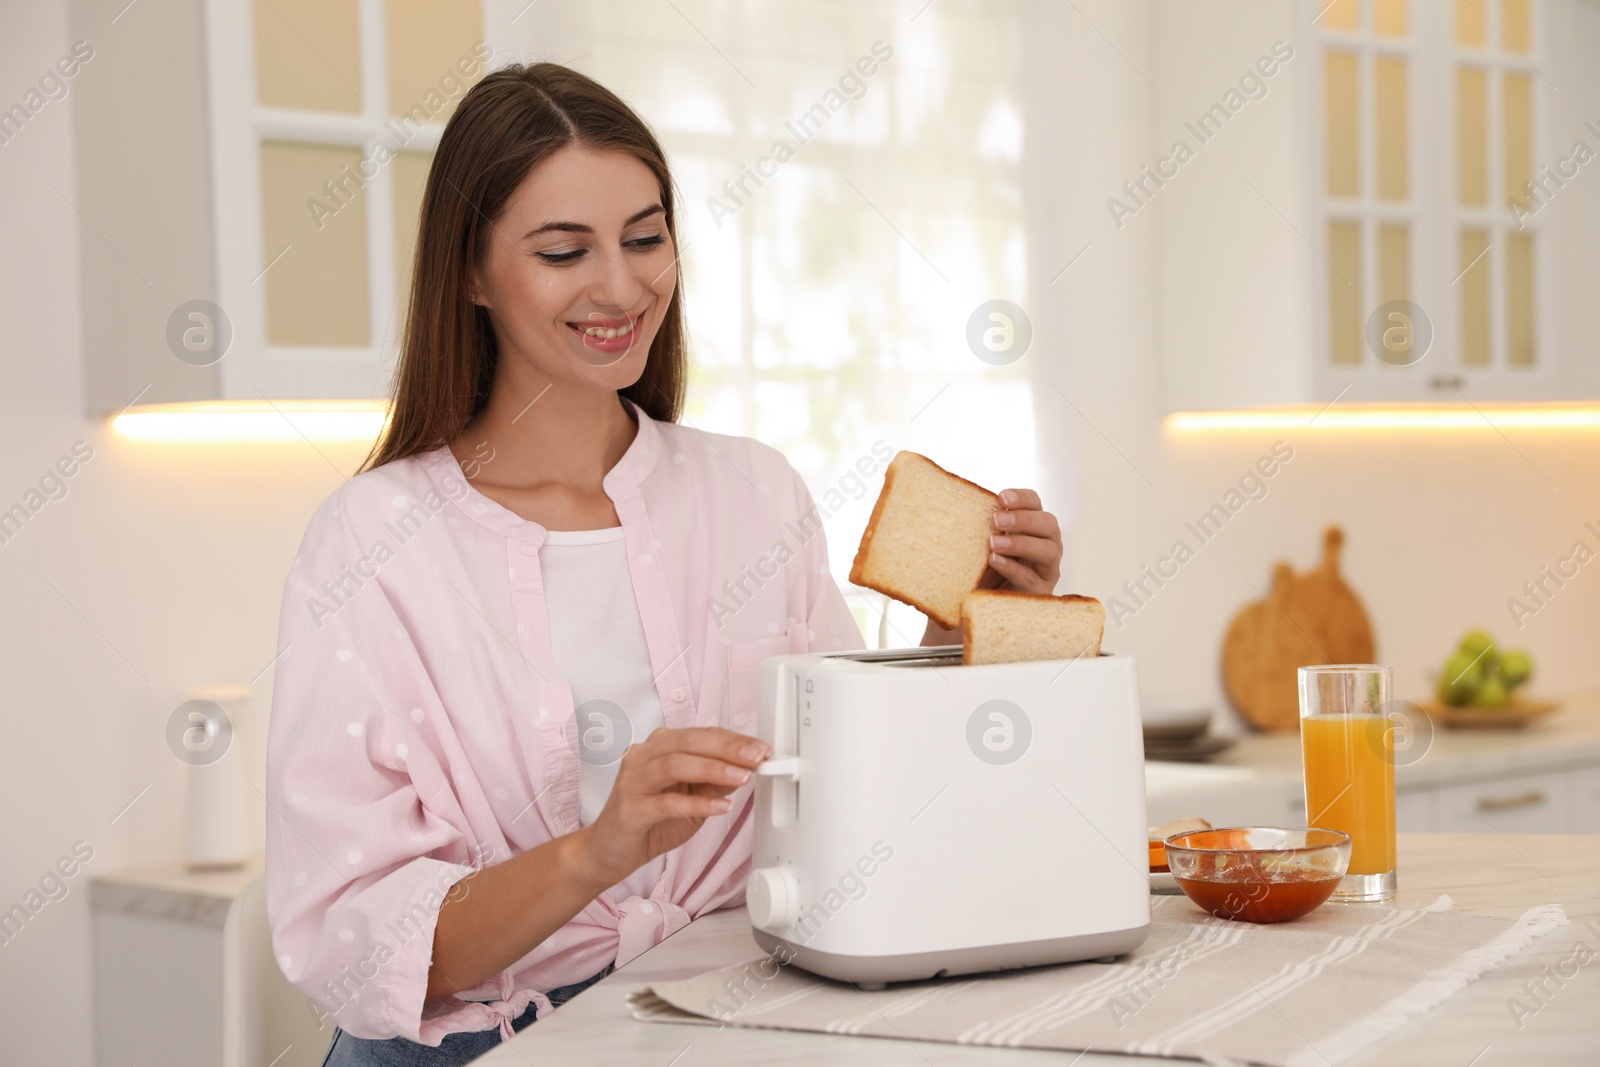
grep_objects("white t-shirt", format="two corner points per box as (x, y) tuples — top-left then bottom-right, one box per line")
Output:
(540, 526), (666, 903)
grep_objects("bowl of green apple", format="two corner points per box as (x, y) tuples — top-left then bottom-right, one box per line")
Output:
(1427, 629), (1555, 728)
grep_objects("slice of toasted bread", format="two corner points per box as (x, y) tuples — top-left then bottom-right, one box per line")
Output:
(1148, 818), (1212, 871)
(849, 451), (999, 630)
(960, 589), (1105, 666)
(1149, 816), (1213, 839)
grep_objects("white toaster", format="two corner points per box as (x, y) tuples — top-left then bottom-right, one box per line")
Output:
(747, 646), (1150, 987)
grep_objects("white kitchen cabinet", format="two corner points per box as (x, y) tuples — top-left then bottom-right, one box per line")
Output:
(91, 860), (327, 1067)
(1435, 768), (1573, 833)
(1209, 698), (1600, 835)
(1574, 763), (1600, 833)
(1395, 786), (1438, 832)
(1149, 754), (1600, 835)
(1154, 0), (1600, 409)
(68, 0), (502, 414)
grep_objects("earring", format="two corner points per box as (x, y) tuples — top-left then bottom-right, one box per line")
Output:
(468, 292), (477, 302)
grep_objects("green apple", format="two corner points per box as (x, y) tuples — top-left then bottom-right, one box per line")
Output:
(1501, 650), (1534, 689)
(1474, 675), (1510, 708)
(1459, 629), (1495, 660)
(1439, 652), (1482, 706)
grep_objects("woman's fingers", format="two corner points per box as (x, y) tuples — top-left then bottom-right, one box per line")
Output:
(987, 550), (1055, 593)
(642, 726), (770, 768)
(615, 728), (767, 804)
(987, 488), (1063, 592)
(988, 532), (1059, 566)
(997, 487), (1042, 512)
(670, 780), (742, 800)
(586, 726), (770, 881)
(644, 791), (732, 820)
(645, 751), (753, 792)
(993, 506), (1059, 540)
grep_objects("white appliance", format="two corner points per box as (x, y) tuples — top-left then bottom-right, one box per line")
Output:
(747, 646), (1150, 987)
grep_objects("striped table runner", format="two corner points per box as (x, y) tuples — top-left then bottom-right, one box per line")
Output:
(629, 896), (1564, 1065)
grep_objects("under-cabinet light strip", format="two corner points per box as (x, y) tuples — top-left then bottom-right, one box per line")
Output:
(112, 401), (391, 442)
(1167, 406), (1600, 431)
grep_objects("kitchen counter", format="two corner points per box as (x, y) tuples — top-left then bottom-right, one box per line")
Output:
(1143, 693), (1600, 834)
(1212, 690), (1600, 789)
(90, 855), (263, 929)
(480, 833), (1600, 1066)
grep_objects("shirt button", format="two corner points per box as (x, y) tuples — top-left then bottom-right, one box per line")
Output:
(733, 713), (746, 726)
(671, 688), (686, 702)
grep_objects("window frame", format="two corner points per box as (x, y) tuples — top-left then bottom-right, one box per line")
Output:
(202, 0), (495, 400)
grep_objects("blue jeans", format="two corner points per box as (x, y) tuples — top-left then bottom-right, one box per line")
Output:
(319, 966), (612, 1066)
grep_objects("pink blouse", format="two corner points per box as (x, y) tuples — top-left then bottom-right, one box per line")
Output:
(264, 400), (864, 1043)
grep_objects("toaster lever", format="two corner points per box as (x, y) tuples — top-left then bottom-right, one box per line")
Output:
(755, 756), (802, 779)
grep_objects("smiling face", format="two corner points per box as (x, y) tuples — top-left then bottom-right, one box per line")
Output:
(471, 144), (678, 390)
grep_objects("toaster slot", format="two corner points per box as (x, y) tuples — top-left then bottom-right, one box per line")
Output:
(790, 679), (803, 827)
(783, 675), (804, 827)
(825, 645), (962, 666)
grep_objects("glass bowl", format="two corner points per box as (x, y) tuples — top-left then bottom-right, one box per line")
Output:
(1163, 827), (1352, 924)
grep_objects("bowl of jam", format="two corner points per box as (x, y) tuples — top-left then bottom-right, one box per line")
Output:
(1163, 827), (1351, 924)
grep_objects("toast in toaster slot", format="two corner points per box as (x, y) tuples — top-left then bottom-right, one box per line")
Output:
(960, 589), (1105, 666)
(849, 451), (1000, 630)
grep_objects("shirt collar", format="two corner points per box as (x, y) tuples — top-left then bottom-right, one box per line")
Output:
(604, 397), (662, 500)
(416, 398), (662, 546)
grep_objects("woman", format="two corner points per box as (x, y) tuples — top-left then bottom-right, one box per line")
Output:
(265, 62), (1064, 1065)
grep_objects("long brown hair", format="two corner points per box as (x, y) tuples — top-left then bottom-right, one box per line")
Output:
(359, 63), (687, 473)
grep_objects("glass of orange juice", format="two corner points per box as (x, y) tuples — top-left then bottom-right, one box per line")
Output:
(1299, 665), (1396, 902)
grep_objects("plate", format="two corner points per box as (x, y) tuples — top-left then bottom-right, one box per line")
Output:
(1149, 870), (1180, 894)
(1143, 717), (1213, 744)
(1422, 699), (1558, 730)
(1144, 735), (1236, 763)
(1141, 701), (1212, 741)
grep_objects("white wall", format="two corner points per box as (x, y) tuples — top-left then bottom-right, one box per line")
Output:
(1154, 0), (1311, 411)
(0, 6), (352, 1064)
(1026, 0), (1600, 731)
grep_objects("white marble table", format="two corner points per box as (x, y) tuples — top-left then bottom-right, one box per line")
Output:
(481, 834), (1600, 1066)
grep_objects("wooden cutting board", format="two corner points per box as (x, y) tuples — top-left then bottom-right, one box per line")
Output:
(1222, 526), (1376, 731)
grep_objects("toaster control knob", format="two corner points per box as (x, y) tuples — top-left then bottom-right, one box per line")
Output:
(746, 867), (798, 931)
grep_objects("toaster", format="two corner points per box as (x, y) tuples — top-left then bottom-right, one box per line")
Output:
(747, 646), (1150, 987)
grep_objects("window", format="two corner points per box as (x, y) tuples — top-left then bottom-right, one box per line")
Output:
(534, 1), (1032, 628)
(209, 1), (1032, 640)
(1313, 0), (1540, 390)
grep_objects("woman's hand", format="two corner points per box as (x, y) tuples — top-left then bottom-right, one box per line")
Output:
(428, 726), (769, 998)
(571, 727), (771, 892)
(980, 488), (1062, 594)
(921, 488), (1063, 645)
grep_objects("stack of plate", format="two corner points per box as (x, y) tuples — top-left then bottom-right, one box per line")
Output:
(1141, 702), (1234, 763)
